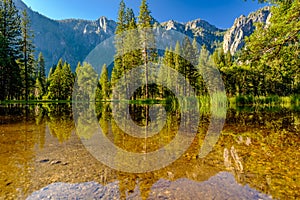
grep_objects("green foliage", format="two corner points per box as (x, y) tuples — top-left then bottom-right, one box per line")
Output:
(239, 0), (300, 96)
(96, 64), (110, 100)
(138, 0), (157, 99)
(47, 59), (75, 100)
(45, 103), (74, 142)
(34, 78), (43, 99)
(112, 0), (159, 100)
(18, 10), (35, 101)
(246, 0), (292, 4)
(47, 59), (63, 100)
(197, 45), (213, 94)
(138, 0), (153, 29)
(61, 62), (74, 100)
(230, 95), (300, 107)
(35, 52), (46, 97)
(112, 0), (126, 90)
(209, 1), (300, 98)
(112, 1), (141, 100)
(181, 36), (199, 95)
(0, 0), (22, 100)
(2, 0), (297, 102)
(75, 62), (98, 101)
(158, 47), (174, 97)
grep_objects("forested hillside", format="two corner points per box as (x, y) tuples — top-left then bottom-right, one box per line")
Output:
(0, 0), (299, 101)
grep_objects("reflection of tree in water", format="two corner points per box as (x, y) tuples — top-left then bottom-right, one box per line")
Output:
(0, 104), (46, 198)
(226, 107), (299, 132)
(107, 103), (179, 153)
(96, 102), (207, 199)
(24, 103), (298, 199)
(97, 103), (111, 136)
(74, 103), (99, 140)
(44, 103), (75, 142)
(33, 104), (46, 148)
(109, 106), (300, 200)
(221, 107), (300, 199)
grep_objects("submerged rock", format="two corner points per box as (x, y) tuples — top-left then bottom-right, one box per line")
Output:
(26, 172), (272, 200)
(26, 182), (120, 200)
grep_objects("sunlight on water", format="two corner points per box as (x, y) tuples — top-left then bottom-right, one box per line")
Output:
(0, 103), (299, 199)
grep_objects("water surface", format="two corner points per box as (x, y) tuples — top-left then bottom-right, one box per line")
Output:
(0, 103), (299, 199)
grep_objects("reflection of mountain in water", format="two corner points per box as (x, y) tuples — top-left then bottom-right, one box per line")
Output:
(26, 172), (272, 200)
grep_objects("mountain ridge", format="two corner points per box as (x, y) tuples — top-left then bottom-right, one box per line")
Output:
(12, 0), (269, 73)
(223, 7), (271, 55)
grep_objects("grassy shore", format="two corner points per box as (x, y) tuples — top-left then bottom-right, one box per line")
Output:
(229, 95), (300, 107)
(1, 95), (300, 107)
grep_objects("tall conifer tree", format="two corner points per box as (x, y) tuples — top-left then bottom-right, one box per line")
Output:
(112, 0), (126, 90)
(19, 10), (35, 101)
(0, 0), (22, 100)
(138, 0), (157, 99)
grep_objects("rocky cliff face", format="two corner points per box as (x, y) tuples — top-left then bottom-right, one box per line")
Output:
(223, 7), (271, 55)
(13, 0), (117, 72)
(13, 0), (226, 73)
(161, 19), (225, 52)
(13, 0), (268, 73)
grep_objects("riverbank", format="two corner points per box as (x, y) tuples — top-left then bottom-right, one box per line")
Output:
(1, 95), (300, 106)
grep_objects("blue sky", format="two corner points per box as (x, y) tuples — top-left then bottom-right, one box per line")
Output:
(22, 0), (268, 29)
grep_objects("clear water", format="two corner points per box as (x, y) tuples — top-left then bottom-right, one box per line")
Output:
(0, 103), (299, 199)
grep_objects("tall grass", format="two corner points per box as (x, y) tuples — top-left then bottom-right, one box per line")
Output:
(291, 95), (300, 106)
(230, 95), (300, 107)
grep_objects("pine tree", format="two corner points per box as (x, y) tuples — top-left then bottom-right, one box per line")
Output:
(98, 64), (110, 100)
(46, 65), (55, 94)
(198, 45), (222, 94)
(124, 8), (141, 71)
(212, 47), (236, 96)
(61, 62), (74, 100)
(138, 0), (157, 99)
(47, 59), (75, 100)
(116, 0), (126, 35)
(47, 59), (63, 100)
(192, 37), (199, 65)
(174, 41), (183, 94)
(37, 52), (46, 94)
(19, 9), (35, 101)
(124, 8), (142, 100)
(112, 0), (126, 88)
(75, 62), (98, 101)
(34, 78), (43, 99)
(181, 36), (199, 95)
(74, 62), (83, 101)
(0, 0), (22, 100)
(112, 0), (129, 100)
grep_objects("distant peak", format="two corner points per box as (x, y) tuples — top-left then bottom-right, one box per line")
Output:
(99, 16), (107, 21)
(191, 18), (203, 22)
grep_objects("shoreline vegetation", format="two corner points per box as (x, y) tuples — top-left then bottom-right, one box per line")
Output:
(1, 95), (299, 108)
(1, 0), (299, 108)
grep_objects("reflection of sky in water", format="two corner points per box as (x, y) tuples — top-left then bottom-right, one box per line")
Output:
(0, 104), (299, 199)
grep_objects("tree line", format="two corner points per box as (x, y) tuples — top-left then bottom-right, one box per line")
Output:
(105, 0), (300, 100)
(0, 0), (298, 101)
(81, 0), (299, 101)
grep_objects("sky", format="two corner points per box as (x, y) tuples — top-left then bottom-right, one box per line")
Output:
(22, 0), (268, 29)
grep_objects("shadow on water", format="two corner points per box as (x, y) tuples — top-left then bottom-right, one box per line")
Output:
(0, 103), (299, 199)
